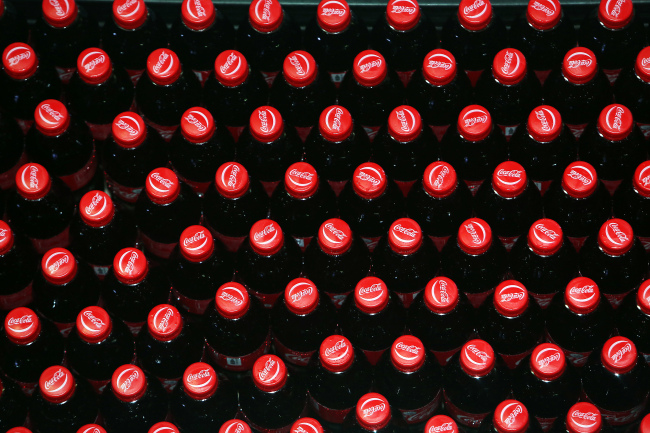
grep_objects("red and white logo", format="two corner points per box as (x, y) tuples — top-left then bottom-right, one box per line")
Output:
(497, 283), (526, 304)
(463, 0), (488, 18)
(359, 394), (389, 422)
(356, 165), (383, 187)
(530, 0), (557, 17)
(607, 339), (633, 364)
(6, 309), (37, 338)
(324, 338), (349, 359)
(571, 410), (599, 428)
(116, 0), (140, 16)
(220, 51), (242, 76)
(38, 102), (65, 124)
(357, 279), (385, 302)
(325, 106), (344, 132)
(219, 284), (245, 307)
(426, 416), (457, 433)
(221, 421), (250, 433)
(185, 0), (210, 20)
(292, 419), (323, 433)
(534, 107), (557, 132)
(153, 50), (173, 76)
(287, 279), (314, 304)
(427, 51), (454, 71)
(287, 52), (310, 77)
(118, 249), (141, 277)
(80, 50), (106, 74)
(464, 343), (491, 366)
(532, 222), (560, 242)
(258, 108), (277, 133)
(462, 108), (489, 128)
(44, 249), (71, 275)
(254, 0), (276, 23)
(258, 356), (281, 383)
(114, 114), (142, 137)
(604, 105), (625, 132)
(535, 345), (562, 370)
(48, 0), (71, 17)
(605, 0), (628, 18)
(183, 229), (208, 251)
(21, 164), (41, 191)
(390, 0), (418, 14)
(4, 44), (31, 68)
(79, 426), (105, 433)
(464, 220), (488, 245)
(253, 222), (277, 244)
(566, 51), (593, 70)
(43, 368), (67, 391)
(149, 171), (174, 193)
(79, 309), (106, 333)
(356, 51), (383, 77)
(566, 164), (594, 186)
(321, 222), (347, 245)
(319, 0), (348, 16)
(498, 401), (526, 429)
(605, 221), (629, 246)
(84, 191), (107, 218)
(499, 50), (521, 76)
(184, 109), (210, 133)
(392, 222), (419, 243)
(116, 366), (140, 394)
(429, 162), (452, 190)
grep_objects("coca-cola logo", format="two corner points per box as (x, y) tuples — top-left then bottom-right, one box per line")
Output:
(427, 52), (454, 71)
(535, 107), (557, 132)
(533, 223), (559, 243)
(530, 0), (556, 16)
(184, 110), (209, 133)
(219, 285), (245, 307)
(566, 51), (593, 69)
(5, 45), (31, 67)
(429, 422), (455, 433)
(642, 57), (650, 68)
(390, 0), (418, 14)
(45, 250), (70, 274)
(465, 344), (490, 365)
(21, 165), (40, 190)
(186, 0), (208, 19)
(605, 221), (629, 246)
(568, 282), (597, 303)
(116, 0), (139, 15)
(44, 368), (67, 391)
(288, 168), (314, 188)
(254, 0), (274, 22)
(152, 51), (173, 76)
(84, 192), (106, 218)
(497, 168), (524, 186)
(358, 282), (384, 302)
(322, 222), (347, 244)
(500, 50), (520, 76)
(183, 229), (208, 251)
(638, 165), (650, 189)
(325, 106), (344, 132)
(149, 172), (174, 192)
(258, 357), (280, 382)
(464, 221), (487, 245)
(567, 165), (594, 186)
(605, 106), (625, 132)
(257, 109), (277, 134)
(498, 284), (526, 303)
(288, 280), (314, 303)
(430, 164), (450, 190)
(324, 338), (348, 358)
(320, 0), (347, 16)
(224, 422), (247, 433)
(608, 340), (632, 363)
(81, 51), (106, 73)
(360, 397), (387, 418)
(117, 367), (139, 393)
(500, 403), (524, 428)
(0, 228), (7, 241)
(119, 250), (140, 276)
(535, 347), (561, 369)
(392, 223), (419, 244)
(115, 115), (141, 137)
(607, 0), (626, 17)
(253, 222), (277, 244)
(395, 107), (417, 133)
(293, 421), (321, 433)
(357, 53), (382, 74)
(462, 108), (488, 128)
(220, 52), (242, 76)
(80, 427), (103, 433)
(572, 410), (598, 428)
(356, 166), (383, 187)
(48, 0), (70, 17)
(186, 368), (213, 388)
(463, 0), (488, 18)
(153, 307), (174, 333)
(80, 310), (106, 331)
(394, 341), (420, 360)
(39, 103), (64, 125)
(288, 53), (310, 77)
(431, 278), (450, 305)
(7, 314), (34, 334)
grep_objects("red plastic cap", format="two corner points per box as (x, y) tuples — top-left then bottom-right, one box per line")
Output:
(458, 0), (492, 30)
(492, 161), (527, 198)
(249, 219), (284, 255)
(354, 276), (389, 314)
(353, 50), (387, 87)
(147, 304), (182, 342)
(530, 343), (566, 381)
(458, 105), (492, 142)
(458, 218), (493, 255)
(567, 403), (602, 433)
(634, 47), (650, 83)
(253, 354), (287, 392)
(112, 364), (146, 402)
(220, 421), (252, 433)
(601, 336), (637, 374)
(285, 278), (319, 315)
(425, 415), (458, 433)
(283, 51), (317, 87)
(494, 280), (529, 317)
(183, 362), (218, 400)
(460, 339), (495, 376)
(564, 277), (600, 314)
(148, 423), (180, 433)
(527, 0), (562, 29)
(146, 168), (180, 204)
(113, 0), (147, 30)
(77, 425), (107, 433)
(0, 220), (14, 255)
(35, 99), (70, 137)
(597, 104), (633, 141)
(216, 162), (250, 199)
(80, 191), (115, 228)
(250, 106), (284, 142)
(8, 428), (33, 433)
(319, 105), (353, 142)
(356, 393), (392, 430)
(249, 0), (283, 32)
(640, 414), (650, 433)
(388, 105), (422, 143)
(317, 0), (350, 33)
(5, 307), (41, 345)
(598, 218), (634, 255)
(39, 366), (75, 403)
(113, 248), (148, 285)
(76, 306), (112, 344)
(528, 105), (562, 142)
(527, 219), (563, 256)
(41, 248), (77, 285)
(423, 49), (457, 86)
(493, 49), (527, 85)
(391, 335), (425, 372)
(215, 50), (249, 87)
(77, 48), (111, 85)
(181, 107), (215, 143)
(389, 218), (423, 254)
(320, 334), (354, 372)
(291, 418), (324, 433)
(3, 43), (38, 80)
(562, 161), (598, 199)
(112, 112), (147, 148)
(182, 0), (216, 30)
(318, 218), (352, 255)
(216, 282), (250, 319)
(42, 0), (78, 27)
(424, 277), (460, 314)
(180, 225), (214, 263)
(353, 162), (387, 199)
(563, 48), (597, 84)
(494, 400), (529, 433)
(386, 0), (421, 31)
(423, 161), (457, 198)
(285, 162), (319, 198)
(636, 280), (650, 315)
(146, 48), (181, 86)
(598, 0), (633, 29)
(633, 161), (650, 198)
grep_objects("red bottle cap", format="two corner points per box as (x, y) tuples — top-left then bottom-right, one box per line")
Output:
(425, 416), (458, 433)
(458, 0), (492, 31)
(601, 336), (637, 374)
(457, 105), (492, 142)
(180, 225), (214, 263)
(113, 0), (147, 30)
(597, 104), (633, 141)
(2, 43), (38, 80)
(354, 276), (389, 314)
(352, 162), (387, 199)
(4, 307), (41, 345)
(112, 364), (146, 402)
(248, 0), (283, 32)
(527, 219), (563, 256)
(283, 51), (317, 87)
(41, 248), (77, 285)
(527, 105), (562, 142)
(494, 280), (529, 317)
(633, 161), (650, 198)
(423, 49), (457, 86)
(352, 50), (387, 87)
(146, 167), (180, 204)
(530, 343), (566, 380)
(423, 161), (457, 198)
(181, 0), (215, 30)
(492, 48), (527, 85)
(76, 306), (112, 344)
(183, 362), (218, 400)
(0, 221), (14, 255)
(598, 218), (634, 255)
(249, 219), (284, 255)
(146, 48), (181, 86)
(112, 112), (147, 148)
(77, 48), (111, 85)
(526, 0), (562, 30)
(285, 162), (319, 198)
(561, 161), (598, 199)
(424, 277), (459, 314)
(640, 414), (650, 433)
(317, 0), (350, 33)
(250, 106), (284, 142)
(252, 354), (287, 392)
(492, 161), (527, 198)
(291, 418), (324, 433)
(80, 190), (115, 228)
(215, 162), (250, 199)
(634, 47), (650, 83)
(494, 400), (529, 433)
(181, 107), (215, 143)
(564, 277), (600, 314)
(636, 280), (650, 315)
(598, 0), (633, 29)
(35, 99), (70, 137)
(458, 217), (492, 255)
(39, 366), (75, 404)
(388, 218), (423, 255)
(113, 247), (148, 285)
(42, 0), (78, 27)
(567, 402), (602, 433)
(319, 105), (353, 142)
(148, 423), (179, 433)
(318, 218), (352, 255)
(320, 334), (354, 372)
(220, 421), (252, 433)
(356, 393), (391, 430)
(8, 428), (33, 433)
(215, 282), (250, 319)
(391, 335), (425, 372)
(460, 339), (495, 376)
(285, 278), (319, 315)
(147, 304), (182, 342)
(215, 50), (249, 87)
(77, 425), (107, 433)
(388, 105), (422, 143)
(562, 48), (597, 84)
(386, 0), (421, 31)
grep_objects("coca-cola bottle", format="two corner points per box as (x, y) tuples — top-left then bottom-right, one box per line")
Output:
(545, 277), (614, 367)
(510, 219), (579, 308)
(440, 218), (508, 308)
(440, 0), (508, 86)
(509, 105), (577, 195)
(271, 278), (337, 367)
(29, 366), (98, 433)
(338, 162), (405, 251)
(220, 420), (253, 433)
(135, 168), (202, 260)
(614, 47), (650, 139)
(32, 247), (101, 336)
(339, 276), (407, 365)
(617, 280), (650, 365)
(66, 306), (135, 394)
(343, 392), (397, 433)
(292, 418), (325, 433)
(203, 161), (269, 253)
(306, 335), (373, 427)
(439, 105), (508, 195)
(0, 373), (28, 432)
(100, 364), (168, 433)
(169, 106), (235, 195)
(0, 0), (28, 51)
(235, 219), (302, 308)
(549, 402), (613, 433)
(613, 161), (650, 250)
(135, 48), (201, 141)
(544, 47), (613, 139)
(0, 115), (27, 190)
(443, 339), (511, 429)
(239, 354), (307, 432)
(511, 343), (581, 431)
(478, 400), (544, 433)
(0, 220), (38, 313)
